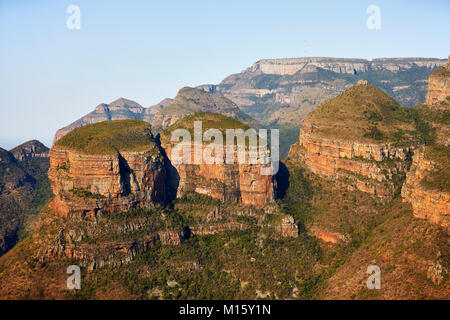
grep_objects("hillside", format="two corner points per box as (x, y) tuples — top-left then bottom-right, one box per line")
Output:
(55, 119), (156, 155)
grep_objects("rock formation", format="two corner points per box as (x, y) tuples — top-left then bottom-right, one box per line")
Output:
(53, 98), (152, 144)
(160, 113), (274, 208)
(401, 147), (449, 232)
(49, 120), (167, 219)
(10, 140), (49, 161)
(288, 82), (417, 198)
(426, 56), (450, 108)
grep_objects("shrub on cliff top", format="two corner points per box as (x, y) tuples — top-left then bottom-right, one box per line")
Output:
(55, 119), (156, 154)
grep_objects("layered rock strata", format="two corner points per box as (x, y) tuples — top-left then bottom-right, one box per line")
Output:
(289, 121), (412, 198)
(48, 145), (166, 219)
(401, 148), (449, 232)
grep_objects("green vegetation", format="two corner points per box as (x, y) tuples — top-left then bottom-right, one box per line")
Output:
(56, 119), (155, 154)
(363, 125), (385, 141)
(70, 187), (105, 199)
(160, 112), (251, 146)
(278, 167), (315, 226)
(421, 145), (450, 192)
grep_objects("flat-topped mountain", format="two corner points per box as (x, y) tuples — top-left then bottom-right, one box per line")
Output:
(160, 112), (274, 208)
(250, 57), (445, 75)
(50, 120), (166, 218)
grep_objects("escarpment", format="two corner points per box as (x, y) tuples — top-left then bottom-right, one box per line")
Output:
(288, 82), (417, 199)
(159, 112), (275, 208)
(49, 120), (167, 218)
(401, 146), (450, 232)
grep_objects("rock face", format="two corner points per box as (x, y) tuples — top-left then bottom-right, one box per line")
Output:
(426, 56), (450, 107)
(48, 146), (166, 219)
(49, 120), (167, 219)
(291, 128), (411, 198)
(10, 140), (49, 161)
(160, 113), (275, 208)
(251, 57), (446, 76)
(402, 147), (450, 232)
(162, 143), (274, 208)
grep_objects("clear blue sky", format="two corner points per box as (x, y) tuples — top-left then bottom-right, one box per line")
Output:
(0, 0), (449, 149)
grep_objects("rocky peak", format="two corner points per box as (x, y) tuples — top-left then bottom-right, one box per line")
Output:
(10, 140), (49, 161)
(108, 97), (144, 113)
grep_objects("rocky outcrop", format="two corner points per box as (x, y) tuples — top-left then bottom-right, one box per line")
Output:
(150, 87), (255, 130)
(48, 145), (166, 219)
(289, 119), (412, 199)
(10, 140), (49, 161)
(251, 57), (446, 76)
(310, 227), (346, 244)
(401, 148), (450, 232)
(162, 142), (274, 208)
(42, 227), (187, 270)
(426, 56), (450, 108)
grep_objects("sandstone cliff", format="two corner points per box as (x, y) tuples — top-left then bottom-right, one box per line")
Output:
(160, 112), (274, 208)
(402, 146), (449, 232)
(49, 120), (166, 219)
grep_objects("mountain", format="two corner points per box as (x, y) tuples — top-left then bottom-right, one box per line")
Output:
(52, 98), (152, 144)
(0, 141), (53, 257)
(10, 140), (49, 161)
(197, 57), (447, 158)
(150, 87), (258, 130)
(0, 58), (449, 300)
(52, 88), (257, 145)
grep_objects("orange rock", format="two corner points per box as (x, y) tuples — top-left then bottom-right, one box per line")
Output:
(48, 145), (166, 218)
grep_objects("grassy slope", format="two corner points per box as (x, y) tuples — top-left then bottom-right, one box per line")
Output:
(55, 119), (155, 154)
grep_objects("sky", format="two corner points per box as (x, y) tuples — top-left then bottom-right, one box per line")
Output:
(0, 0), (449, 149)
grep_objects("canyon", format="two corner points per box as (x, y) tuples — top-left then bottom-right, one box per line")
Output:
(0, 56), (449, 300)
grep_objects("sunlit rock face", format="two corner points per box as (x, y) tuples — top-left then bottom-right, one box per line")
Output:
(426, 56), (450, 108)
(402, 148), (450, 232)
